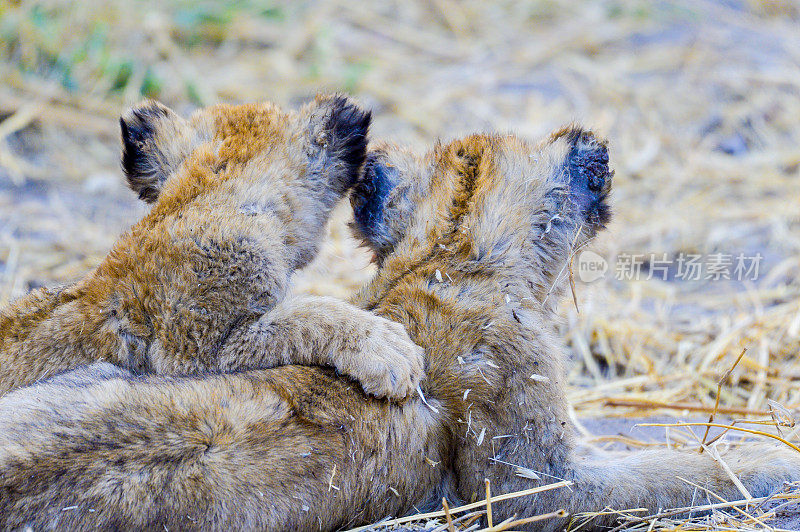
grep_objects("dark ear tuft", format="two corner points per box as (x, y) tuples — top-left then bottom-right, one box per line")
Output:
(324, 95), (372, 189)
(120, 102), (171, 203)
(562, 127), (613, 232)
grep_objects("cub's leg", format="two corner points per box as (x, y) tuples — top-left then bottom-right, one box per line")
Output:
(218, 295), (424, 399)
(0, 365), (445, 531)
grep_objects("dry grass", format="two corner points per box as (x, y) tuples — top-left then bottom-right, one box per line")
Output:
(1, 0), (800, 530)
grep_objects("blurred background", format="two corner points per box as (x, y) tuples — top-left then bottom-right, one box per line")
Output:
(1, 0), (799, 464)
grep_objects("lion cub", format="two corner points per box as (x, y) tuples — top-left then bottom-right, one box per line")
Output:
(0, 95), (422, 399)
(0, 127), (798, 531)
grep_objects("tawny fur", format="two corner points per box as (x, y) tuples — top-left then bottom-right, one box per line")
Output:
(0, 123), (797, 531)
(0, 95), (423, 400)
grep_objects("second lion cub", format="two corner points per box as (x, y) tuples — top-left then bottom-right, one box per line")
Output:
(0, 95), (422, 399)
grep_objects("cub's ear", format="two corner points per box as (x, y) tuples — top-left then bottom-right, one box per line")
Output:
(120, 101), (190, 203)
(306, 94), (372, 193)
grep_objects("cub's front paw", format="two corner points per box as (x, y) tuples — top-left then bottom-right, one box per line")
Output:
(339, 316), (424, 401)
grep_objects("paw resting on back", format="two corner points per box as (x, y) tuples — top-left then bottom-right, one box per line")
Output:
(338, 316), (424, 401)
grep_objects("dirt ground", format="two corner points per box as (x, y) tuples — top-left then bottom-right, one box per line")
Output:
(2, 1), (800, 530)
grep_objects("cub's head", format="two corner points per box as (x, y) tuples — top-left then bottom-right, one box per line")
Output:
(120, 94), (371, 206)
(350, 128), (612, 306)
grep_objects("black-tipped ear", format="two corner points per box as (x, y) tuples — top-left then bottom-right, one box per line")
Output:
(321, 95), (372, 190)
(120, 101), (175, 203)
(561, 127), (613, 231)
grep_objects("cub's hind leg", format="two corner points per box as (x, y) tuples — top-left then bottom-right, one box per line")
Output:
(0, 366), (443, 531)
